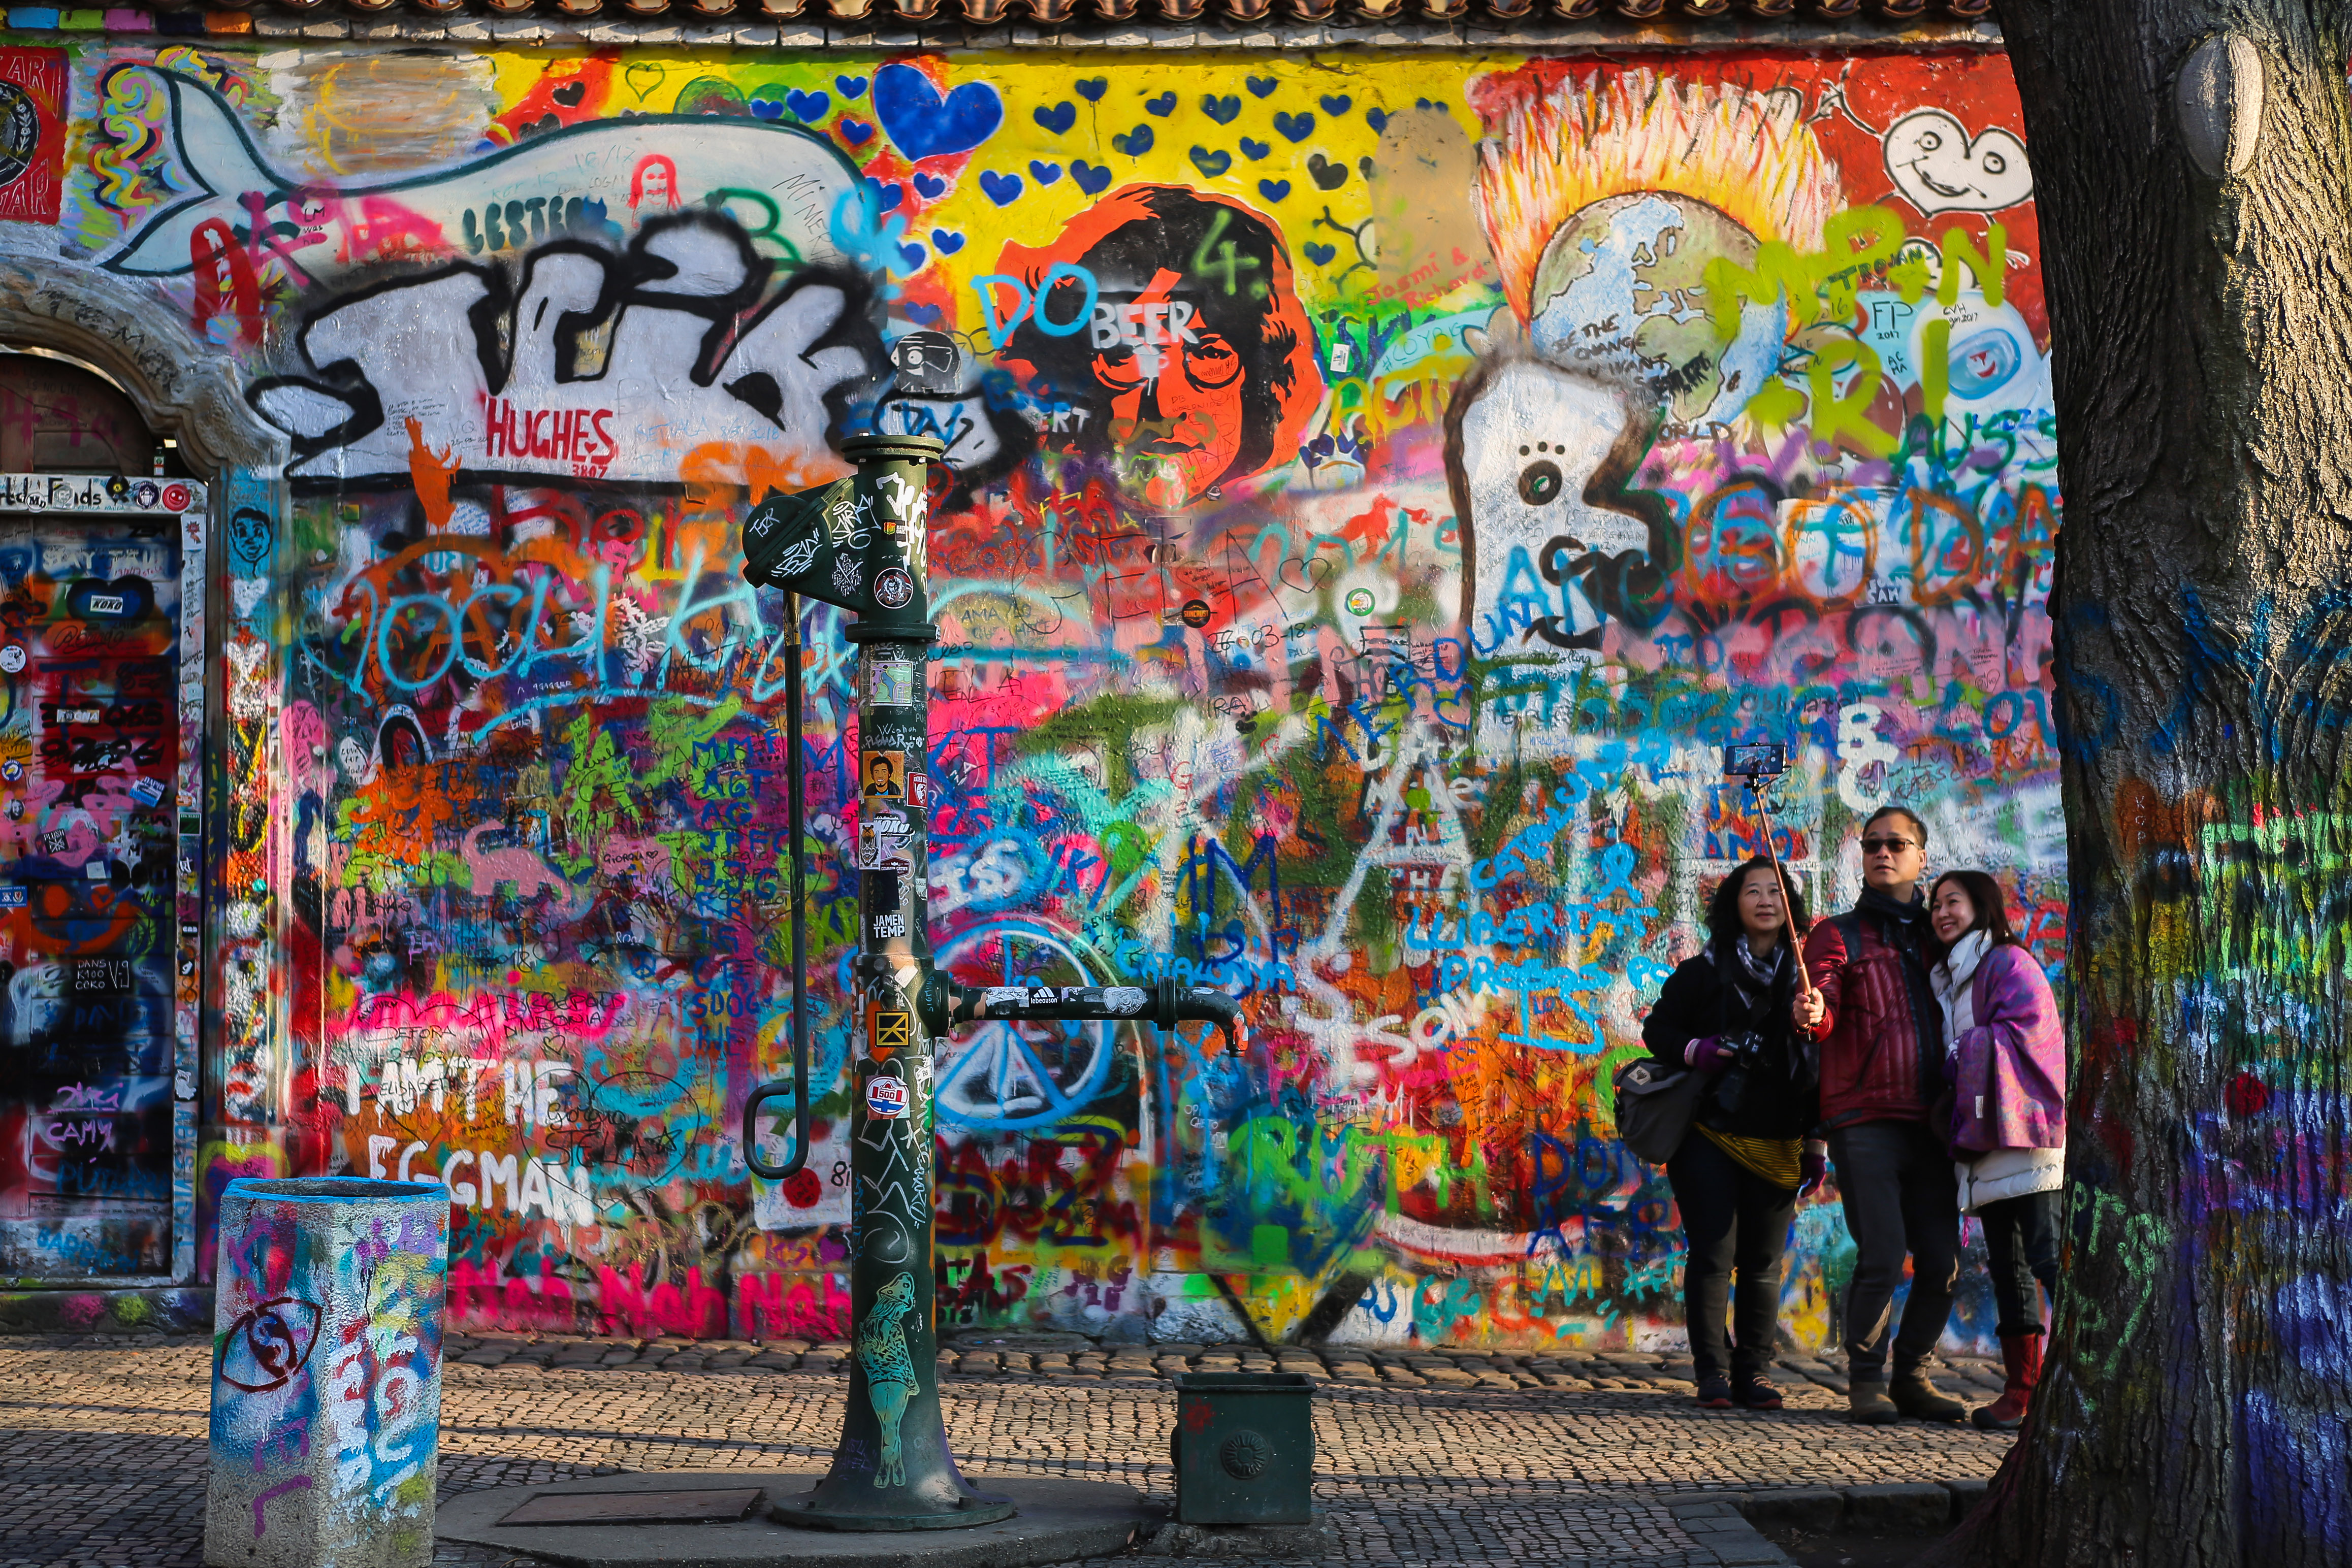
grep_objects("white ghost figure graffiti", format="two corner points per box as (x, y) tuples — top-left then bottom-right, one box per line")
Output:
(1449, 357), (1656, 659)
(1882, 109), (2034, 215)
(247, 215), (876, 488)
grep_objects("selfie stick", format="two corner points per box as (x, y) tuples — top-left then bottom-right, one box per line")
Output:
(1742, 769), (1819, 1009)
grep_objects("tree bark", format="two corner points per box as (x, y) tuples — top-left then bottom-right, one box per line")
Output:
(1930, 3), (2352, 1564)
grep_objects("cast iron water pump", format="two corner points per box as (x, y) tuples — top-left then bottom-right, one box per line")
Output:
(735, 335), (1242, 1531)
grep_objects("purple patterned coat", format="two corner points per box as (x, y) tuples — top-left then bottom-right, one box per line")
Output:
(1948, 943), (2067, 1154)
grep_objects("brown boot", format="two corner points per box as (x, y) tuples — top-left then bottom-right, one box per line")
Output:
(1890, 1367), (1968, 1422)
(1848, 1379), (1902, 1424)
(1971, 1333), (2042, 1430)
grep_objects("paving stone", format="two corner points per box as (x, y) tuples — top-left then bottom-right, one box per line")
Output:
(0, 1334), (2013, 1568)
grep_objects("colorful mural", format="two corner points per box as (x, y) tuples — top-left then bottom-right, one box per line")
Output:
(29, 40), (2059, 1350)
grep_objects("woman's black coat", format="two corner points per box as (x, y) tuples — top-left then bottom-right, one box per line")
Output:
(1639, 938), (1819, 1141)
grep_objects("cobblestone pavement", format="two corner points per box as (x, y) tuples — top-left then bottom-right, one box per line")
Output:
(0, 1332), (2014, 1568)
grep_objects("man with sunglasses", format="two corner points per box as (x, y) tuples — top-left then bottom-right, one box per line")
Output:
(1795, 804), (1969, 1425)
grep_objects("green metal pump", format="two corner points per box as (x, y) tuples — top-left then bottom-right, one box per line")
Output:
(737, 338), (1242, 1532)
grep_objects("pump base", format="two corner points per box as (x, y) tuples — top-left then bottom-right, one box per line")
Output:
(436, 1471), (1150, 1568)
(770, 1493), (1017, 1531)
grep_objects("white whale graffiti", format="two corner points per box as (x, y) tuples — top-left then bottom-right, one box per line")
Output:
(96, 69), (887, 490)
(101, 67), (864, 283)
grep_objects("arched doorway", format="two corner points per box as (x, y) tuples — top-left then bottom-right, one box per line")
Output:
(0, 275), (282, 1294)
(0, 350), (189, 475)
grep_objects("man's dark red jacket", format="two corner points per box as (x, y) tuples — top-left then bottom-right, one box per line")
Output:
(1799, 889), (1944, 1130)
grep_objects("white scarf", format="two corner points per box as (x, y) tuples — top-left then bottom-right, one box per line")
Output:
(1931, 930), (1989, 1062)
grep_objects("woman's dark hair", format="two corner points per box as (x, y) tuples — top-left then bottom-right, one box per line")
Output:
(1705, 856), (1810, 950)
(1929, 869), (2019, 947)
(994, 186), (1312, 493)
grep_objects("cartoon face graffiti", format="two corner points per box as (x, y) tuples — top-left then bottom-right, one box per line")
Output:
(991, 186), (1322, 510)
(1881, 109), (2034, 215)
(629, 153), (680, 213)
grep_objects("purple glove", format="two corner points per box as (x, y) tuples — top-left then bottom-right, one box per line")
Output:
(1685, 1036), (1736, 1072)
(1799, 1144), (1829, 1198)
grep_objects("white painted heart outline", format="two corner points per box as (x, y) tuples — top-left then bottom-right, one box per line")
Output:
(1883, 108), (2035, 215)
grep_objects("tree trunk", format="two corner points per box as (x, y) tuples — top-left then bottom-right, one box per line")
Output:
(1932, 4), (2352, 1564)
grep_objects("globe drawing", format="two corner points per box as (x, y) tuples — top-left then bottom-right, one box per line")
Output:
(1524, 190), (1788, 433)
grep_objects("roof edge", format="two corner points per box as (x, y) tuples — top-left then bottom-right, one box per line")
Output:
(5, 7), (2003, 49)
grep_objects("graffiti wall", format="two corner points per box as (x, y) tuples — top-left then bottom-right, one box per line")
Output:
(35, 39), (2059, 1348)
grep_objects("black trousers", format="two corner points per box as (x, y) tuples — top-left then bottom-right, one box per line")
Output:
(1666, 1130), (1797, 1381)
(1827, 1118), (1960, 1381)
(1977, 1187), (2061, 1336)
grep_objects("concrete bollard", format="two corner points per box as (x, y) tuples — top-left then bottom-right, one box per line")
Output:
(204, 1177), (448, 1568)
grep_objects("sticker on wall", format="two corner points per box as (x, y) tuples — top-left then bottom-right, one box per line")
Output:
(860, 812), (913, 872)
(862, 750), (908, 802)
(871, 1010), (913, 1054)
(873, 567), (915, 609)
(869, 658), (917, 707)
(865, 1071), (909, 1120)
(0, 50), (65, 224)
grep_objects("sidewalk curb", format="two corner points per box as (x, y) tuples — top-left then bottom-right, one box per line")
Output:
(1671, 1475), (1991, 1553)
(1665, 1496), (1795, 1566)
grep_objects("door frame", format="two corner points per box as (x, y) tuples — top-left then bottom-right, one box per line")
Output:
(0, 475), (209, 1285)
(1, 252), (288, 1288)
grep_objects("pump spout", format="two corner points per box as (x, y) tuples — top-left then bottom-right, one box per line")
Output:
(919, 973), (1245, 1055)
(1169, 985), (1244, 1056)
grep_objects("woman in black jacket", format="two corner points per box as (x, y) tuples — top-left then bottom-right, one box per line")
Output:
(1641, 855), (1825, 1410)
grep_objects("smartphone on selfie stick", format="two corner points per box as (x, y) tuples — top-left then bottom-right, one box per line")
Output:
(1723, 742), (1820, 1014)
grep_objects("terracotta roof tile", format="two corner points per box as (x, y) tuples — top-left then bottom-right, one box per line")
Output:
(79, 0), (1994, 27)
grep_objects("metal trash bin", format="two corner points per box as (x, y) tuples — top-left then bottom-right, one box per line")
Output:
(1171, 1371), (1316, 1525)
(204, 1177), (448, 1568)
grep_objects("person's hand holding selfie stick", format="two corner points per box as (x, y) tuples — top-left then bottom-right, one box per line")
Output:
(1727, 746), (1826, 1037)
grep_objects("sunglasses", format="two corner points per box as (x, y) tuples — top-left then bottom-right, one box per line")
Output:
(1860, 836), (1916, 854)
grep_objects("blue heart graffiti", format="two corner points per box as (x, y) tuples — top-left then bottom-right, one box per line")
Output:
(873, 63), (1004, 162)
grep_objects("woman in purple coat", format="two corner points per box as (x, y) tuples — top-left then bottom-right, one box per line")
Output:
(1926, 870), (2066, 1430)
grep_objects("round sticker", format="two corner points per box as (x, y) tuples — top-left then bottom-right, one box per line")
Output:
(0, 82), (37, 191)
(866, 1075), (909, 1120)
(1179, 599), (1212, 628)
(160, 483), (193, 513)
(874, 567), (914, 609)
(1, 760), (18, 781)
(1345, 587), (1376, 615)
(0, 646), (23, 673)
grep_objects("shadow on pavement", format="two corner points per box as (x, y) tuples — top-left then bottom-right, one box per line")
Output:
(1763, 1520), (1953, 1567)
